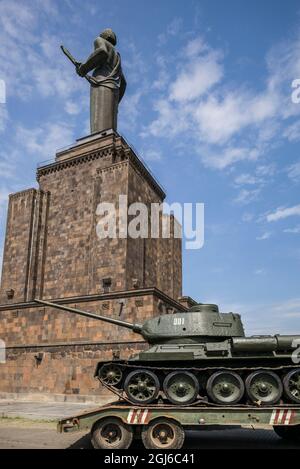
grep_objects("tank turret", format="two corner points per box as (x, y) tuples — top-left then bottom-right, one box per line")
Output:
(34, 299), (300, 408)
(35, 300), (245, 344)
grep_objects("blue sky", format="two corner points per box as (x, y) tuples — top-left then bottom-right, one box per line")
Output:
(0, 0), (300, 334)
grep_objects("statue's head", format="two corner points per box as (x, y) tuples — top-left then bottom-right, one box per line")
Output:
(100, 28), (117, 46)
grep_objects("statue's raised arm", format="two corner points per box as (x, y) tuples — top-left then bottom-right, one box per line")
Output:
(62, 28), (126, 134)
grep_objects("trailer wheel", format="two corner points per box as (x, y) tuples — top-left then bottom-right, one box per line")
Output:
(91, 417), (133, 449)
(273, 425), (300, 442)
(141, 418), (185, 449)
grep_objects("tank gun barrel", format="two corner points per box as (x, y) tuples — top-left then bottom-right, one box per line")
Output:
(34, 299), (143, 333)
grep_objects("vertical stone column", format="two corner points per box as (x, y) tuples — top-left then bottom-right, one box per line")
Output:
(0, 189), (49, 303)
(157, 214), (182, 301)
(26, 190), (50, 300)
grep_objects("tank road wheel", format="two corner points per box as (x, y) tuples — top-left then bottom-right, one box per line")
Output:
(124, 369), (160, 404)
(91, 417), (133, 449)
(245, 371), (283, 405)
(283, 369), (300, 403)
(141, 418), (185, 449)
(273, 425), (300, 442)
(163, 371), (199, 405)
(207, 371), (245, 405)
(99, 363), (123, 386)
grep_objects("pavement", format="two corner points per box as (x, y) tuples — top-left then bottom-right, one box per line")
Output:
(0, 399), (103, 420)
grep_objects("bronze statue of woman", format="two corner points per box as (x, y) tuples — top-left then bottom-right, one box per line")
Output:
(64, 28), (126, 134)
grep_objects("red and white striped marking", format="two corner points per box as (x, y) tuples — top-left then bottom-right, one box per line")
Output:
(127, 408), (150, 424)
(270, 409), (295, 426)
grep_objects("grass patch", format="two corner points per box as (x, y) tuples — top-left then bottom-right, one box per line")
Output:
(0, 416), (57, 428)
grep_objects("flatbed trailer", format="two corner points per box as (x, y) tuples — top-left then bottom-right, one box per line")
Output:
(57, 401), (300, 449)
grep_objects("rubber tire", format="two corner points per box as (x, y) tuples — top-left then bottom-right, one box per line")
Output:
(283, 369), (300, 404)
(163, 371), (199, 405)
(142, 418), (185, 449)
(273, 425), (300, 442)
(124, 369), (160, 404)
(91, 417), (133, 449)
(245, 371), (283, 405)
(207, 371), (245, 405)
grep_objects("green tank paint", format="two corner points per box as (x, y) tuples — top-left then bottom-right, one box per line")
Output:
(35, 300), (300, 359)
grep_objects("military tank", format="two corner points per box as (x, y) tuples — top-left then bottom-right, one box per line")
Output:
(35, 300), (300, 407)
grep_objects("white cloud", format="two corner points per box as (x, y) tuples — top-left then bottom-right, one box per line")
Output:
(0, 0), (84, 107)
(245, 298), (300, 334)
(169, 51), (223, 102)
(234, 173), (261, 186)
(30, 53), (83, 99)
(152, 55), (169, 90)
(144, 30), (300, 182)
(254, 268), (267, 275)
(267, 299), (300, 319)
(283, 120), (300, 142)
(287, 162), (300, 181)
(122, 41), (147, 85)
(0, 106), (8, 132)
(185, 38), (208, 58)
(194, 90), (278, 145)
(0, 186), (11, 207)
(120, 90), (144, 132)
(16, 122), (75, 160)
(158, 18), (183, 45)
(0, 0), (36, 42)
(255, 163), (277, 177)
(284, 225), (300, 234)
(242, 212), (254, 222)
(65, 101), (81, 115)
(142, 98), (190, 138)
(234, 165), (276, 203)
(0, 159), (16, 180)
(166, 18), (182, 36)
(209, 146), (258, 170)
(0, 185), (18, 228)
(234, 188), (261, 205)
(203, 297), (300, 334)
(142, 149), (162, 162)
(256, 232), (271, 240)
(267, 204), (300, 222)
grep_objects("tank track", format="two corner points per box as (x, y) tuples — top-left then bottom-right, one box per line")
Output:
(98, 362), (300, 408)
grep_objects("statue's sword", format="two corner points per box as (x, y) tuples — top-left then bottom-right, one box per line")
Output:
(60, 45), (98, 85)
